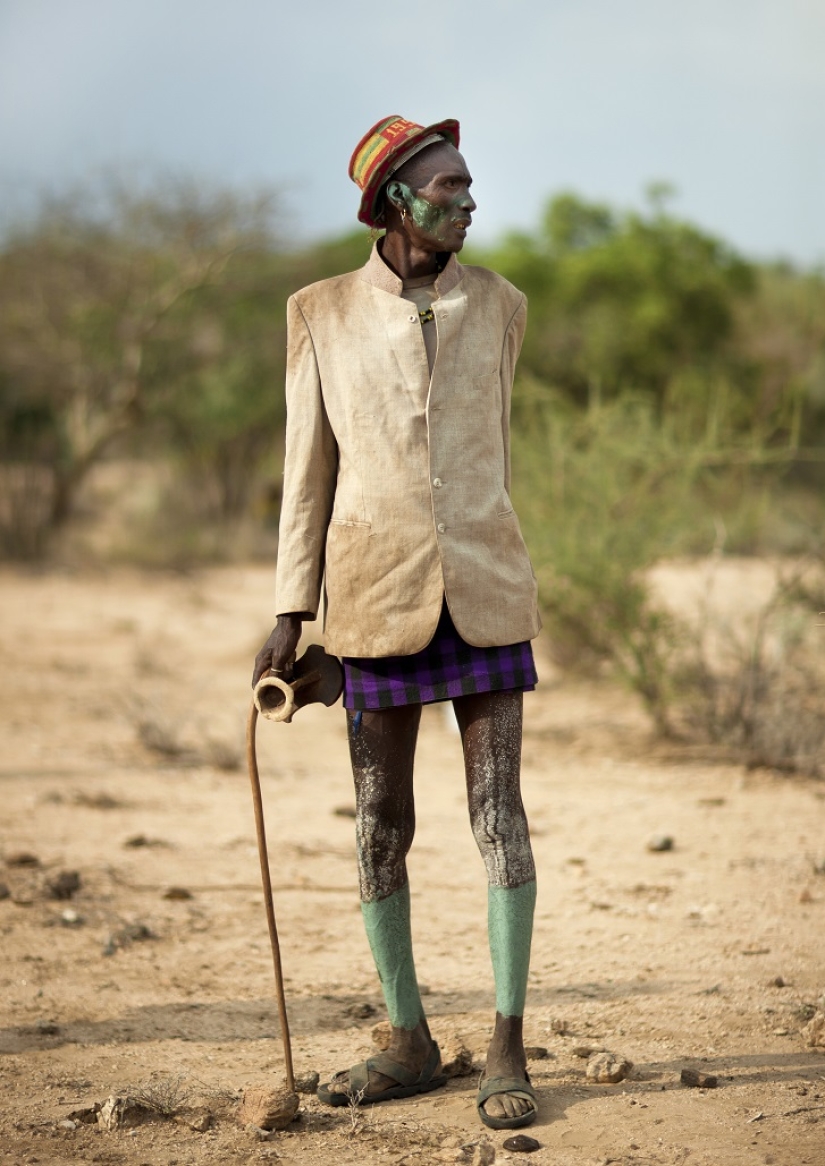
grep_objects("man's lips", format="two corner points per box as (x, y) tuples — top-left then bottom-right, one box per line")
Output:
(453, 218), (472, 231)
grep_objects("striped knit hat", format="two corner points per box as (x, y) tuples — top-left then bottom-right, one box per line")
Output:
(349, 115), (460, 228)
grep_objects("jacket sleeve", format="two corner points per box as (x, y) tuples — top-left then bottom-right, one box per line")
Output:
(274, 295), (338, 620)
(500, 293), (527, 495)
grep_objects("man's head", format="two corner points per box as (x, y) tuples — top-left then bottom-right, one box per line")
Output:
(383, 140), (475, 254)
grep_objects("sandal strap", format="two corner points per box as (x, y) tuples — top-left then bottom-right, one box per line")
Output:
(477, 1074), (536, 1107)
(365, 1040), (442, 1088)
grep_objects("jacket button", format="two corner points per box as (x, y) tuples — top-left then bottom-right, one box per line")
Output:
(408, 314), (417, 322)
(432, 477), (443, 488)
(437, 523), (446, 533)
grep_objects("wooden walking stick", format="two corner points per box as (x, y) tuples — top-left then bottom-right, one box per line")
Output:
(246, 646), (344, 1095)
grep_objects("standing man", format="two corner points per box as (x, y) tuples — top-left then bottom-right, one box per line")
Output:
(253, 116), (541, 1131)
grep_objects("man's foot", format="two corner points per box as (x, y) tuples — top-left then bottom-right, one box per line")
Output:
(478, 1013), (537, 1127)
(317, 1021), (446, 1106)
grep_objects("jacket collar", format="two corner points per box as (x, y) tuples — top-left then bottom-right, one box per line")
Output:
(360, 240), (464, 299)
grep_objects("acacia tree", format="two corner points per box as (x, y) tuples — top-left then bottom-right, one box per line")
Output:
(0, 181), (282, 556)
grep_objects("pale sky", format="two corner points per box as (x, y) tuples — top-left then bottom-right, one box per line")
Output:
(1, 0), (823, 265)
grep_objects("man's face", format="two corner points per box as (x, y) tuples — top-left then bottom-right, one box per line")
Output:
(390, 142), (476, 252)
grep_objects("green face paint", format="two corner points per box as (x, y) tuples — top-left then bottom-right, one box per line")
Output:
(406, 189), (453, 239)
(393, 178), (474, 248)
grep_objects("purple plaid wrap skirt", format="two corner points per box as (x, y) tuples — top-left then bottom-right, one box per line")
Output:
(342, 601), (538, 710)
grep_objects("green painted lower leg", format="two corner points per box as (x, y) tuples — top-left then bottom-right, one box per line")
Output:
(361, 883), (424, 1031)
(488, 880), (537, 1017)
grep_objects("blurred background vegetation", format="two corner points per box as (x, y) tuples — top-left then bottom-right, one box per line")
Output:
(1, 180), (823, 769)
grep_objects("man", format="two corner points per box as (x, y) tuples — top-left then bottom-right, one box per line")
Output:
(253, 116), (541, 1131)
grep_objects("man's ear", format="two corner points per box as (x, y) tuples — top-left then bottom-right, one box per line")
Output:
(385, 180), (412, 213)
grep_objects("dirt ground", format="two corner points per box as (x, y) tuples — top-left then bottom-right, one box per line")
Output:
(1, 562), (824, 1166)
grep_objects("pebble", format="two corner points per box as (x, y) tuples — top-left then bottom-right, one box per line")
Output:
(503, 1134), (541, 1152)
(46, 870), (81, 900)
(96, 1096), (150, 1130)
(524, 1046), (549, 1060)
(162, 886), (193, 900)
(439, 1036), (474, 1078)
(647, 835), (674, 852)
(573, 1044), (604, 1058)
(174, 1107), (212, 1132)
(0, 882), (10, 900)
(550, 1018), (568, 1034)
(294, 1071), (320, 1094)
(471, 1139), (495, 1165)
(247, 1124), (277, 1141)
(801, 1012), (825, 1049)
(346, 1001), (376, 1019)
(237, 1086), (299, 1131)
(586, 1052), (633, 1083)
(61, 908), (83, 927)
(680, 1068), (718, 1088)
(4, 851), (40, 867)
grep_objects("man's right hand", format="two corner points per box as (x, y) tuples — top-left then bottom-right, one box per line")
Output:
(252, 614), (303, 688)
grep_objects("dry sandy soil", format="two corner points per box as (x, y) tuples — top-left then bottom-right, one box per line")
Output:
(1, 563), (824, 1166)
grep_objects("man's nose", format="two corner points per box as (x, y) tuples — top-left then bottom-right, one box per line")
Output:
(459, 189), (477, 211)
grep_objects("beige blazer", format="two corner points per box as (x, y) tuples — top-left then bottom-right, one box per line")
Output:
(274, 244), (541, 657)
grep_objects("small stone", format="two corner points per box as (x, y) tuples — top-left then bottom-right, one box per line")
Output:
(439, 1036), (474, 1078)
(4, 851), (40, 867)
(247, 1124), (276, 1141)
(61, 908), (83, 927)
(294, 1071), (320, 1094)
(162, 886), (193, 900)
(503, 1134), (541, 1152)
(470, 1138), (495, 1165)
(647, 835), (674, 852)
(96, 1096), (150, 1130)
(58, 1118), (78, 1130)
(573, 1044), (603, 1058)
(524, 1046), (549, 1060)
(36, 1020), (60, 1035)
(586, 1052), (633, 1083)
(771, 976), (788, 987)
(67, 1104), (101, 1125)
(550, 1018), (568, 1034)
(346, 1001), (377, 1019)
(0, 883), (10, 900)
(680, 1068), (718, 1088)
(237, 1086), (299, 1131)
(371, 1020), (392, 1050)
(175, 1107), (212, 1132)
(801, 1012), (825, 1049)
(47, 870), (81, 900)
(103, 921), (156, 954)
(333, 805), (357, 818)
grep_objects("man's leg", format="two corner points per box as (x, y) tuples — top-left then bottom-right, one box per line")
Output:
(321, 703), (440, 1100)
(453, 689), (537, 1125)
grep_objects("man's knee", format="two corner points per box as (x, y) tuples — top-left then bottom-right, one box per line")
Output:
(468, 790), (534, 887)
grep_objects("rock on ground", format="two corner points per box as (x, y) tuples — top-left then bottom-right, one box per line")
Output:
(801, 1011), (825, 1049)
(237, 1086), (299, 1131)
(586, 1051), (633, 1083)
